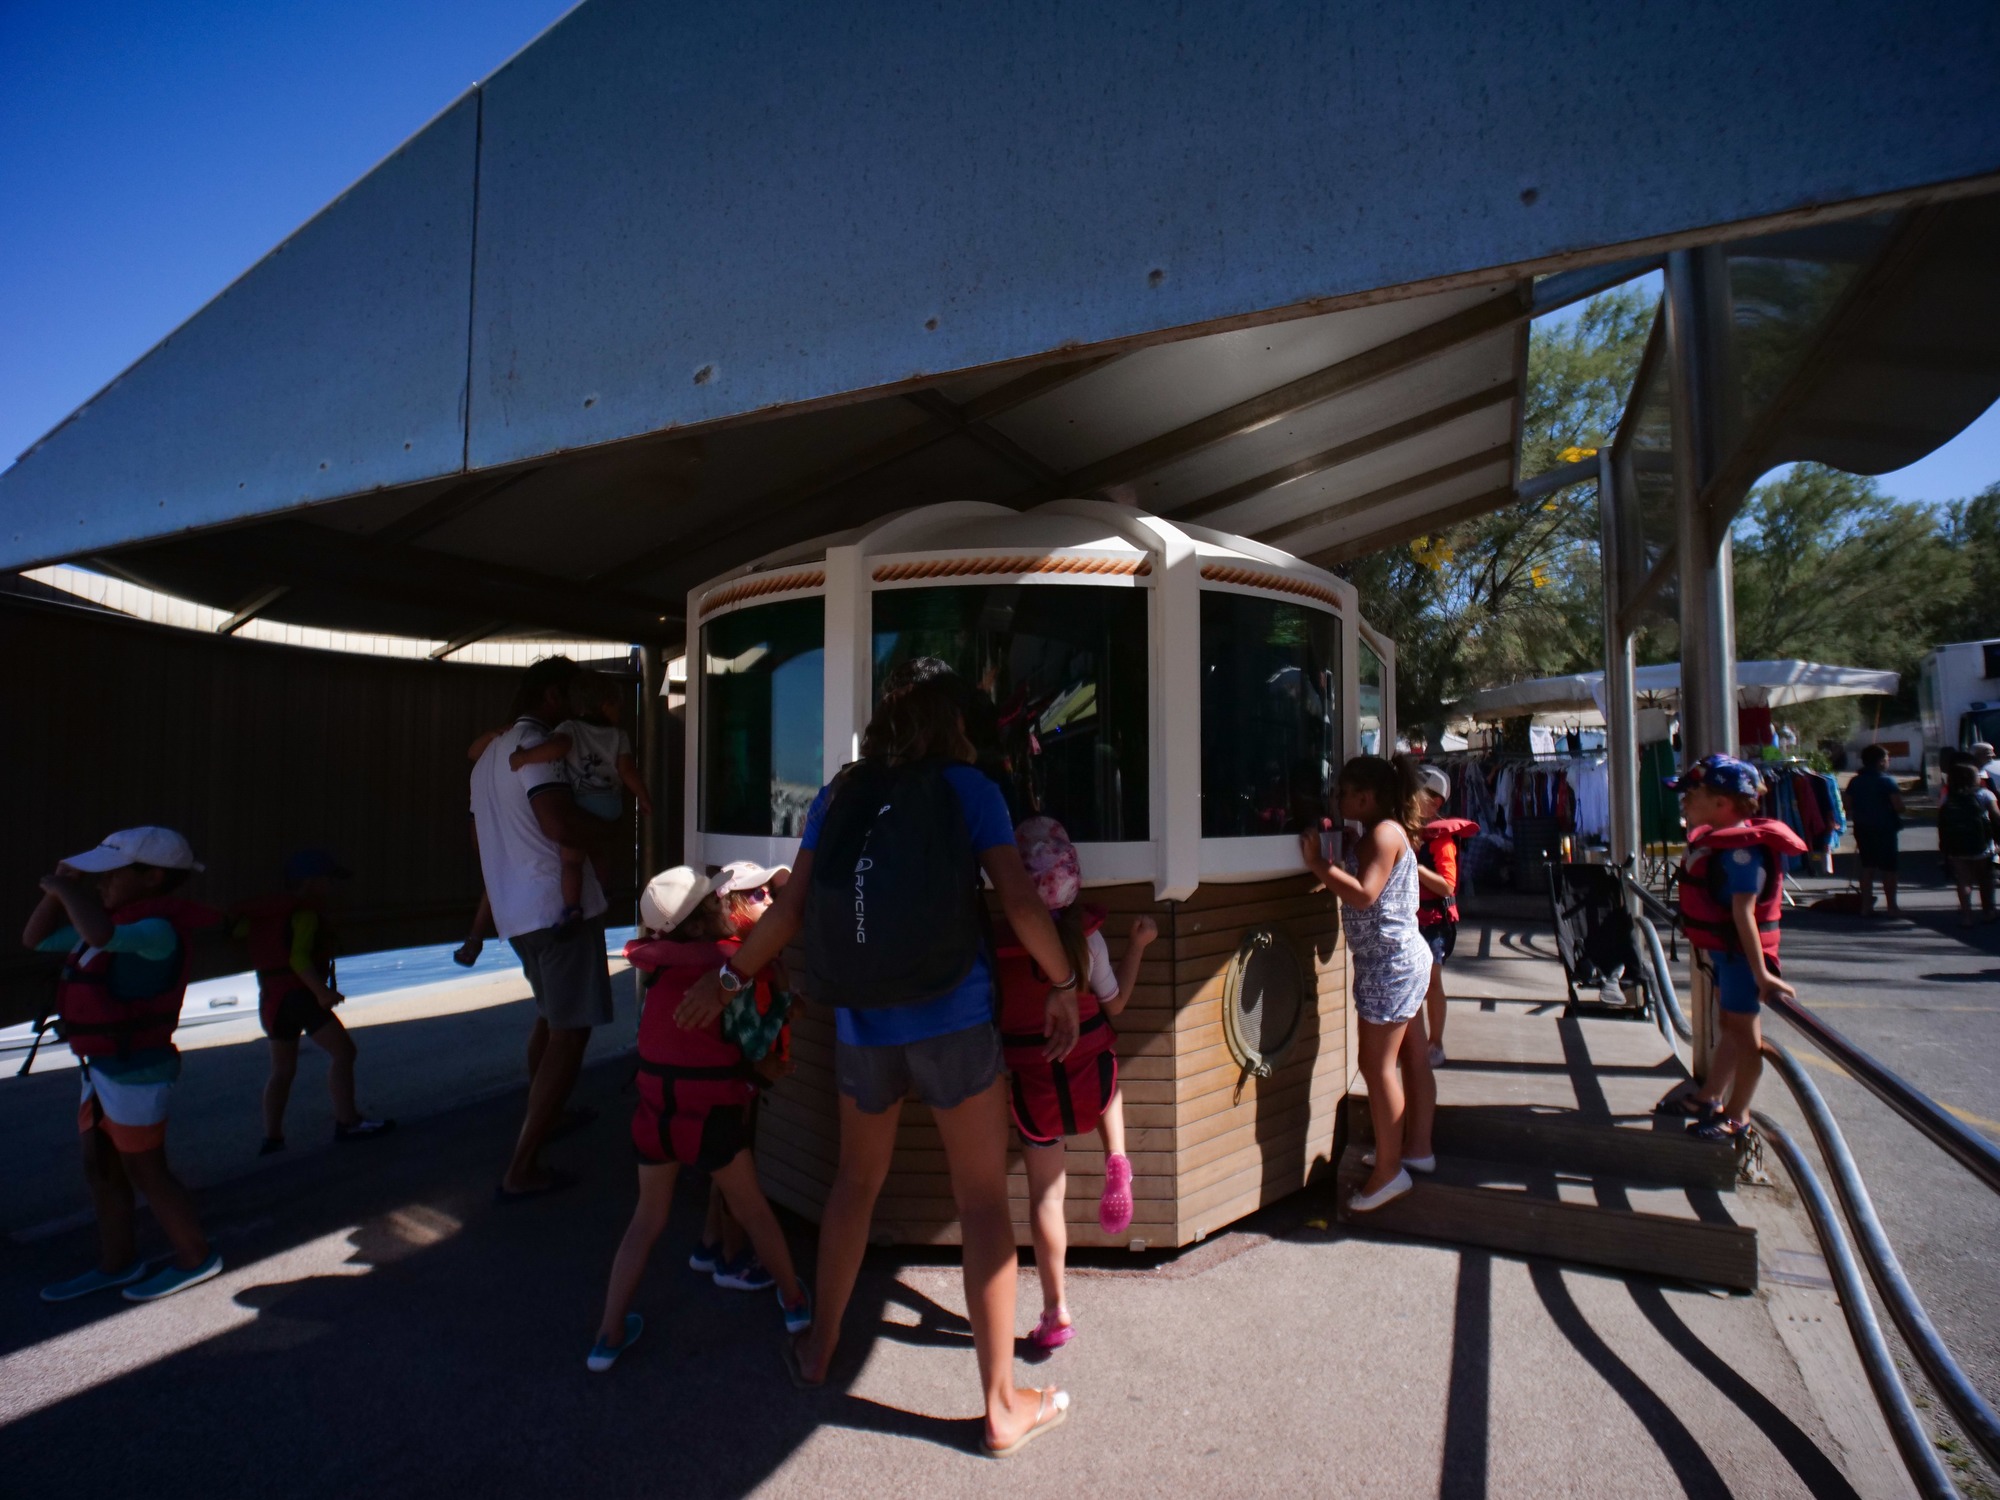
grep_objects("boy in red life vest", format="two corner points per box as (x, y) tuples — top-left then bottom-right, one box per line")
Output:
(1414, 766), (1478, 1069)
(233, 850), (393, 1156)
(587, 866), (810, 1373)
(21, 828), (224, 1303)
(1004, 817), (1158, 1350)
(1668, 755), (1805, 1142)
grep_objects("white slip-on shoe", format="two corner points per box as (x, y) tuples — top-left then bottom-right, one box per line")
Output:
(1363, 1149), (1434, 1173)
(1347, 1169), (1414, 1213)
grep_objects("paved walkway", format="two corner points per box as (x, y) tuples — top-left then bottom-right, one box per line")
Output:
(0, 921), (1923, 1498)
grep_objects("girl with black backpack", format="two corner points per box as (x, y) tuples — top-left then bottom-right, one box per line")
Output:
(1938, 760), (2000, 926)
(676, 658), (1080, 1458)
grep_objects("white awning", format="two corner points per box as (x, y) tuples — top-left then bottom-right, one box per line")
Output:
(1457, 659), (1900, 719)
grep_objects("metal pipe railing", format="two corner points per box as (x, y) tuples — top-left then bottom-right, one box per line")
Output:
(1760, 990), (2000, 1197)
(1632, 909), (1690, 1044)
(1752, 1111), (1962, 1499)
(1762, 1043), (2000, 1472)
(1621, 865), (1998, 1483)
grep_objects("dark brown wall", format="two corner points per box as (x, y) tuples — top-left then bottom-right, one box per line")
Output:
(1, 595), (528, 1024)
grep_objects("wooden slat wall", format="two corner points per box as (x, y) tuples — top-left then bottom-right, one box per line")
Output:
(0, 595), (523, 1023)
(755, 876), (1351, 1250)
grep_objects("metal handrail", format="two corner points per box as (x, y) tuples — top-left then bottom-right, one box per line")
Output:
(1619, 866), (1999, 1485)
(1760, 990), (2000, 1197)
(1632, 909), (1690, 1045)
(1752, 1112), (1962, 1500)
(1763, 1043), (2000, 1472)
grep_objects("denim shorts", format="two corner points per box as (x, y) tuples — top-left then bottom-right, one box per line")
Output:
(1422, 920), (1457, 968)
(1708, 953), (1764, 1016)
(835, 1022), (1002, 1114)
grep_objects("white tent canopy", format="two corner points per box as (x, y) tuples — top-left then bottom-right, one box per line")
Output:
(1457, 659), (1900, 722)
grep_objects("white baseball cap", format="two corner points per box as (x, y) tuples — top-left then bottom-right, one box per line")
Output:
(1417, 766), (1451, 801)
(64, 827), (203, 874)
(640, 866), (713, 932)
(714, 860), (791, 895)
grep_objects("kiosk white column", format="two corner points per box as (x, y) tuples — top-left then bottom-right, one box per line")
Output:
(1141, 515), (1202, 902)
(821, 544), (870, 782)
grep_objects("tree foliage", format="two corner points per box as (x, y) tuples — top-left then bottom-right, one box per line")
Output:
(1341, 282), (1997, 739)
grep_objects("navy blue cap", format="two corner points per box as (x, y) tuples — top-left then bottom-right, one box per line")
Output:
(1663, 754), (1762, 799)
(286, 849), (352, 883)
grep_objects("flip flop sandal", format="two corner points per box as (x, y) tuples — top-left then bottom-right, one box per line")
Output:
(494, 1168), (579, 1204)
(1027, 1309), (1074, 1350)
(781, 1334), (826, 1390)
(983, 1387), (1071, 1458)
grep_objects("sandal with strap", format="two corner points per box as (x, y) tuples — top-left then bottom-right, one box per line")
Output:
(1691, 1116), (1749, 1142)
(983, 1387), (1071, 1458)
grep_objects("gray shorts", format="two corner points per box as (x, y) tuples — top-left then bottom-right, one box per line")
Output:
(510, 919), (615, 1031)
(836, 1022), (1002, 1115)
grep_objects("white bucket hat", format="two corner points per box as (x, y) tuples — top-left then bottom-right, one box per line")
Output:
(640, 866), (713, 932)
(64, 827), (203, 873)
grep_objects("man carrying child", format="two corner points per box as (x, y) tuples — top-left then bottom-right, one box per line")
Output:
(470, 657), (623, 1199)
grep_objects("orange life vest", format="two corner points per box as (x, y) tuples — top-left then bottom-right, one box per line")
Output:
(1678, 819), (1806, 965)
(1418, 818), (1479, 924)
(235, 892), (331, 1003)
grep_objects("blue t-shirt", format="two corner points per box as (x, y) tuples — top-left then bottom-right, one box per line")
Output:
(1844, 769), (1901, 832)
(800, 763), (1014, 1046)
(1716, 845), (1768, 900)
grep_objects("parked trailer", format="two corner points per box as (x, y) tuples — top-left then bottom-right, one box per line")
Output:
(1918, 639), (2000, 789)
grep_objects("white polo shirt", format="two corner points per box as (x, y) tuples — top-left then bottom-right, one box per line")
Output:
(469, 717), (607, 939)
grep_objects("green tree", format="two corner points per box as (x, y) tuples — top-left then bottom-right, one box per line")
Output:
(1938, 481), (2000, 642)
(1343, 288), (1653, 732)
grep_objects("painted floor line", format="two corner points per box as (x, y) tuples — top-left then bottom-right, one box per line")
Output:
(1789, 1046), (2000, 1136)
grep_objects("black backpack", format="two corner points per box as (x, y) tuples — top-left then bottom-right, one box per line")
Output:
(803, 759), (985, 1009)
(1939, 790), (1996, 858)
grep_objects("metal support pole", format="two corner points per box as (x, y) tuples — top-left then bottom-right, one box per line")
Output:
(1598, 448), (1640, 866)
(1666, 248), (1739, 759)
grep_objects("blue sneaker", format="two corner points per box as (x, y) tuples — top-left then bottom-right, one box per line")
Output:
(40, 1260), (148, 1303)
(688, 1239), (722, 1275)
(587, 1312), (644, 1373)
(122, 1252), (223, 1303)
(779, 1285), (813, 1336)
(713, 1251), (774, 1292)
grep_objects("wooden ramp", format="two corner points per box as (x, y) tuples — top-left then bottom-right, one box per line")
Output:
(1335, 1097), (1758, 1291)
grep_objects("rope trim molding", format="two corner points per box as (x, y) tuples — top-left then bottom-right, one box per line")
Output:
(1199, 564), (1342, 612)
(872, 554), (1150, 583)
(698, 569), (826, 618)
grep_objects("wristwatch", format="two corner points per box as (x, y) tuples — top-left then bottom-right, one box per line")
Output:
(717, 962), (748, 996)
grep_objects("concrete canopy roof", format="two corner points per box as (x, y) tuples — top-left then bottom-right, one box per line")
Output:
(5, 1), (2000, 649)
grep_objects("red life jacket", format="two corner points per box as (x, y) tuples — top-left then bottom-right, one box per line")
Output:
(625, 935), (761, 1117)
(1418, 818), (1479, 924)
(235, 893), (330, 1003)
(57, 897), (219, 1059)
(1678, 819), (1807, 965)
(993, 904), (1112, 1059)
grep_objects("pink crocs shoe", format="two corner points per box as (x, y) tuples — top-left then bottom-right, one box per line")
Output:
(1098, 1152), (1134, 1236)
(1029, 1308), (1074, 1350)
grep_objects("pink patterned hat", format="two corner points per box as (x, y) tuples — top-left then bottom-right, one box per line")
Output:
(1015, 815), (1081, 912)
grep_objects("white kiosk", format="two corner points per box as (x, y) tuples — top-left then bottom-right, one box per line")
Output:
(687, 500), (1398, 1248)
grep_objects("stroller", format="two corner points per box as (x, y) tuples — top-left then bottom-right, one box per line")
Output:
(1545, 863), (1654, 1020)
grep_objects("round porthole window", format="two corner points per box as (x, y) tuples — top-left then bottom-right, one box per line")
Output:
(1222, 927), (1305, 1078)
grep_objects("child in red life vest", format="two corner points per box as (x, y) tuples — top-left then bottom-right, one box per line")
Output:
(1669, 755), (1804, 1141)
(22, 828), (225, 1304)
(1004, 817), (1158, 1350)
(687, 860), (796, 1289)
(587, 866), (810, 1372)
(1414, 766), (1477, 1069)
(233, 850), (393, 1155)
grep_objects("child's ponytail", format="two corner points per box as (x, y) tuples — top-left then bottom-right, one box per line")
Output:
(1338, 753), (1425, 840)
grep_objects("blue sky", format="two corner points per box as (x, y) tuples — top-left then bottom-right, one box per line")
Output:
(3, 1), (1995, 505)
